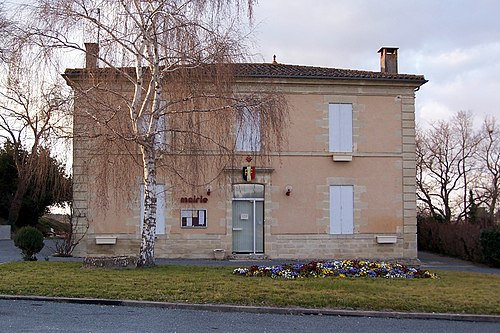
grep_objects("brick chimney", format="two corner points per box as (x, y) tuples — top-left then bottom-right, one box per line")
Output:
(84, 43), (99, 69)
(378, 47), (398, 74)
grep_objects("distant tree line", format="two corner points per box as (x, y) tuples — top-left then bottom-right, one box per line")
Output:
(416, 111), (499, 224)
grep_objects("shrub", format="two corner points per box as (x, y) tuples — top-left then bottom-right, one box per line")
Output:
(417, 217), (483, 262)
(480, 227), (500, 267)
(13, 226), (45, 261)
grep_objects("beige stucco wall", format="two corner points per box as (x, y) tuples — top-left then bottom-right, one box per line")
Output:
(71, 76), (420, 261)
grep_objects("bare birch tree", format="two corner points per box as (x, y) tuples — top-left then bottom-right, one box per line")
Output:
(28, 0), (287, 267)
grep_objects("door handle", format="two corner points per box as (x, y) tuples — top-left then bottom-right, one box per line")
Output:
(232, 228), (243, 231)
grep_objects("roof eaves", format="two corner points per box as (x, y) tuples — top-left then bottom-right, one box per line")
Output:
(236, 73), (427, 85)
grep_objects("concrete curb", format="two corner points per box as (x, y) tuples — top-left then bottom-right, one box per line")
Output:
(1, 294), (499, 323)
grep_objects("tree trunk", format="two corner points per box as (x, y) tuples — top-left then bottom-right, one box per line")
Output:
(489, 189), (498, 223)
(137, 146), (157, 268)
(7, 175), (28, 226)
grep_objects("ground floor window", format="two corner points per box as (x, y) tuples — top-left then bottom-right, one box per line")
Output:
(330, 185), (354, 234)
(181, 209), (207, 228)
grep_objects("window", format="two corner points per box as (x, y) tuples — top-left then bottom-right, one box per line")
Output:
(235, 107), (261, 151)
(181, 209), (207, 228)
(140, 184), (166, 235)
(329, 103), (352, 152)
(329, 185), (354, 235)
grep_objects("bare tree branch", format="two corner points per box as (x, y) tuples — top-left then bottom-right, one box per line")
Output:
(417, 112), (498, 224)
(28, 0), (287, 267)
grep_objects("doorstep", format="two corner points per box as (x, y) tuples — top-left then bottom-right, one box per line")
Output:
(228, 253), (269, 261)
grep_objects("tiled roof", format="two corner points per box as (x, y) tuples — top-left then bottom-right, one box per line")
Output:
(64, 63), (427, 85)
(233, 63), (426, 83)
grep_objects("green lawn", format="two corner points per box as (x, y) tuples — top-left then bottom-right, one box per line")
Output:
(0, 262), (499, 315)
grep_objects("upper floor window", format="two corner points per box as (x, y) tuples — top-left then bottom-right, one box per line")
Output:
(235, 107), (261, 152)
(329, 103), (352, 153)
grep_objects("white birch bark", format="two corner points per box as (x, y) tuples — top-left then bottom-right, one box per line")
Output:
(137, 144), (157, 267)
(136, 8), (162, 266)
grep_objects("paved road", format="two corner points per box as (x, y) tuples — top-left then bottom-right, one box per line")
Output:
(0, 239), (80, 264)
(1, 299), (499, 333)
(418, 251), (500, 274)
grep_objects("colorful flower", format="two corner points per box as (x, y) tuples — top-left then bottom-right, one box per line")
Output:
(233, 260), (438, 280)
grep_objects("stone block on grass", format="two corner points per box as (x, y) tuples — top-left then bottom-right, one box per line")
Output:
(82, 256), (137, 268)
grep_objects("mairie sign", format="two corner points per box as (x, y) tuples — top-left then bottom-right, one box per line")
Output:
(242, 166), (255, 182)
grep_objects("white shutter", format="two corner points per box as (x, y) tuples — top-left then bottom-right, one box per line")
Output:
(330, 185), (354, 234)
(329, 104), (340, 152)
(140, 184), (166, 235)
(330, 186), (342, 234)
(339, 104), (353, 152)
(156, 185), (165, 234)
(340, 185), (354, 234)
(329, 104), (352, 153)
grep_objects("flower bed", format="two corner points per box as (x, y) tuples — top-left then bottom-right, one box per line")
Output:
(233, 260), (438, 279)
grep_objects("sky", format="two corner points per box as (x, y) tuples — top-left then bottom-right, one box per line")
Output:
(250, 0), (500, 127)
(4, 0), (499, 127)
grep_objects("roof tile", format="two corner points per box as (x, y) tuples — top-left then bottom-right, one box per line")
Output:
(233, 63), (426, 83)
(64, 62), (426, 84)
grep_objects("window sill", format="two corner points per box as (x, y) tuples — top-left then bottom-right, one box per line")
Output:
(376, 235), (398, 244)
(332, 154), (353, 162)
(95, 236), (117, 245)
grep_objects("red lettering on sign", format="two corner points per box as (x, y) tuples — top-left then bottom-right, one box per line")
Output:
(180, 195), (209, 204)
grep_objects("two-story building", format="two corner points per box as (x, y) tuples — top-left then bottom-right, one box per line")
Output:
(65, 47), (426, 261)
